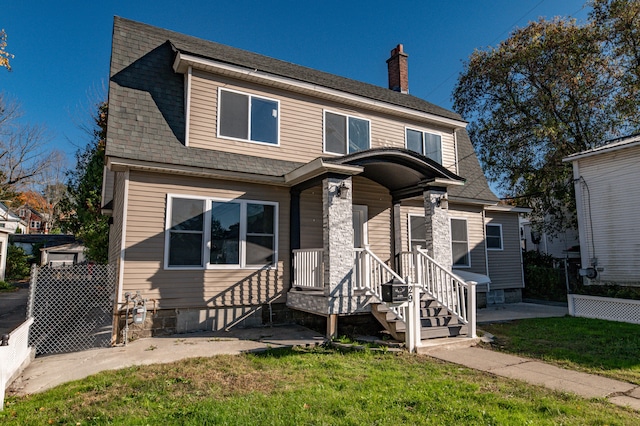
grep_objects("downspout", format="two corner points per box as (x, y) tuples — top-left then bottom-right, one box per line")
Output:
(112, 169), (130, 345)
(482, 209), (490, 292)
(184, 66), (192, 147)
(453, 129), (460, 175)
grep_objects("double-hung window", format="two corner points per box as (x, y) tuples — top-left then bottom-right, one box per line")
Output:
(486, 223), (503, 250)
(451, 218), (470, 267)
(324, 111), (370, 155)
(406, 129), (442, 164)
(166, 195), (278, 269)
(218, 88), (279, 145)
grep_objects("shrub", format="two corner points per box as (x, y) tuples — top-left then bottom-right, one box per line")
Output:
(0, 280), (15, 291)
(522, 250), (568, 302)
(6, 245), (31, 281)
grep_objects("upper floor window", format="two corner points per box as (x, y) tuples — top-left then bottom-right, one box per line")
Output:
(324, 111), (370, 155)
(406, 129), (442, 164)
(486, 223), (503, 250)
(451, 218), (470, 267)
(165, 194), (278, 269)
(218, 88), (279, 145)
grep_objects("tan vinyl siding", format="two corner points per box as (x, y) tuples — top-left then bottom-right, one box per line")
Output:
(448, 203), (487, 275)
(486, 211), (525, 290)
(300, 185), (323, 249)
(188, 70), (459, 174)
(121, 170), (289, 309)
(399, 201), (487, 274)
(575, 144), (640, 283)
(353, 177), (392, 262)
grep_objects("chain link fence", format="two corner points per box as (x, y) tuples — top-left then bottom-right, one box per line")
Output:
(28, 264), (116, 355)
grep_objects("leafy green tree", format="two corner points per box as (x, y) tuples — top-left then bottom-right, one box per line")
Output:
(453, 2), (640, 234)
(61, 102), (109, 263)
(6, 245), (31, 281)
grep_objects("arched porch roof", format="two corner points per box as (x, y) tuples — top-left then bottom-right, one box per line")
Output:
(324, 148), (465, 201)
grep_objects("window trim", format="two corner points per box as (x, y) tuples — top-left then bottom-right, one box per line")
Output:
(485, 223), (504, 251)
(450, 217), (471, 268)
(405, 127), (443, 164)
(216, 87), (281, 147)
(164, 194), (279, 270)
(323, 109), (371, 155)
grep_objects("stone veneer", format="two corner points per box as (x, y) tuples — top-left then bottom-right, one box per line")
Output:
(423, 187), (452, 268)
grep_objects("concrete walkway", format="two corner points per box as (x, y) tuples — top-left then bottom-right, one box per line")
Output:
(425, 346), (640, 411)
(8, 302), (640, 411)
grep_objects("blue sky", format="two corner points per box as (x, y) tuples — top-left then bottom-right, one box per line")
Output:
(4, 0), (589, 171)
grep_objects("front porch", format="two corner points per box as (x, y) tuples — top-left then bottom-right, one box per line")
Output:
(284, 148), (476, 346)
(288, 245), (477, 347)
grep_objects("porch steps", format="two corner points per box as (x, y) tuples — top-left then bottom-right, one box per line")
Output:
(371, 297), (468, 341)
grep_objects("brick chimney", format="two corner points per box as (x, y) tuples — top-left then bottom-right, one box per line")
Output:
(387, 44), (409, 93)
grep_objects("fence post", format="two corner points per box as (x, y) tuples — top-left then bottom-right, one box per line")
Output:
(467, 281), (477, 338)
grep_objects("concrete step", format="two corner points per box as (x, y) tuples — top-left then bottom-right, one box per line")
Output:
(416, 336), (481, 354)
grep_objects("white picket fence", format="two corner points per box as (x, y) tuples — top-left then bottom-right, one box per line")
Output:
(0, 317), (34, 410)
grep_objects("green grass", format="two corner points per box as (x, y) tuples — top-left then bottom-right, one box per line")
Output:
(0, 280), (16, 292)
(2, 347), (638, 425)
(480, 316), (640, 385)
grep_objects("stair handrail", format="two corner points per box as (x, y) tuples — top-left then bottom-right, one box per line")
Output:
(355, 246), (407, 321)
(413, 247), (474, 329)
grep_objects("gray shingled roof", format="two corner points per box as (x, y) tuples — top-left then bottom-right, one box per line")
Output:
(107, 17), (496, 202)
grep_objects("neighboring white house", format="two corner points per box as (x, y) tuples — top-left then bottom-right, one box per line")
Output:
(564, 133), (640, 286)
(519, 216), (580, 259)
(0, 228), (11, 281)
(0, 202), (27, 234)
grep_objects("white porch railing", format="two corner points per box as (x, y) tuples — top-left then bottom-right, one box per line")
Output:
(292, 248), (324, 289)
(1, 317), (34, 410)
(411, 248), (476, 337)
(355, 246), (407, 321)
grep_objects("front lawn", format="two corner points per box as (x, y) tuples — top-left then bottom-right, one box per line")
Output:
(2, 347), (638, 425)
(480, 316), (640, 385)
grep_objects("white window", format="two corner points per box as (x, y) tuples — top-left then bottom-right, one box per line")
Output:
(408, 214), (427, 250)
(324, 111), (370, 155)
(486, 223), (503, 250)
(451, 218), (470, 267)
(406, 128), (442, 164)
(165, 195), (278, 269)
(218, 88), (279, 145)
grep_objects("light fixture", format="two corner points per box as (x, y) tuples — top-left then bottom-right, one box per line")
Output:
(336, 182), (349, 198)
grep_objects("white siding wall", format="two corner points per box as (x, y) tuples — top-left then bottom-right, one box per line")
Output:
(575, 144), (640, 284)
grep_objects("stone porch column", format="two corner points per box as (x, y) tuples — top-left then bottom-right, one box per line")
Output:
(423, 187), (452, 268)
(322, 175), (354, 310)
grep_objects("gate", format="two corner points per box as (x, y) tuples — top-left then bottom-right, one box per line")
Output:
(28, 264), (116, 355)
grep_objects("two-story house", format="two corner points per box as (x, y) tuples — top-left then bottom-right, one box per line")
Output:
(103, 17), (526, 343)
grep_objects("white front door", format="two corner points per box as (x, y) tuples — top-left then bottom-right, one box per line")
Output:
(352, 205), (368, 248)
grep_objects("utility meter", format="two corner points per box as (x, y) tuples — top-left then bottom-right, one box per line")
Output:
(133, 305), (147, 324)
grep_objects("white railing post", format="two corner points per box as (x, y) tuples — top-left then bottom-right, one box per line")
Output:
(405, 276), (422, 353)
(363, 245), (371, 291)
(467, 281), (477, 338)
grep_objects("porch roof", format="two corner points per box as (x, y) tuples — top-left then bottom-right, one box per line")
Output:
(324, 148), (465, 200)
